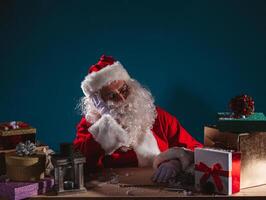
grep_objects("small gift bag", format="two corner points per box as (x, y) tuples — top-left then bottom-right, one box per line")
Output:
(194, 148), (241, 195)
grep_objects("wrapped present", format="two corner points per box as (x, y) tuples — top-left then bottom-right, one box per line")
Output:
(5, 153), (46, 181)
(0, 146), (48, 176)
(217, 112), (266, 132)
(0, 181), (38, 200)
(195, 148), (241, 195)
(204, 126), (266, 188)
(36, 177), (55, 194)
(0, 121), (36, 150)
(0, 177), (54, 200)
(5, 141), (46, 181)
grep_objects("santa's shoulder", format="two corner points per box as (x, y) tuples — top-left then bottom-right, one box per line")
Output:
(155, 106), (177, 120)
(154, 106), (179, 127)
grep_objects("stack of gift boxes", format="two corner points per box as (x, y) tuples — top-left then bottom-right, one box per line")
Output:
(0, 121), (54, 200)
(0, 121), (36, 176)
(195, 95), (266, 195)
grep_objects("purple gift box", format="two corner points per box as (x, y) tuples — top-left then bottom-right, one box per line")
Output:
(0, 177), (54, 200)
(0, 182), (38, 200)
(37, 177), (54, 194)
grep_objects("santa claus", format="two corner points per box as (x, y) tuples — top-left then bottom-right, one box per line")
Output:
(73, 55), (203, 183)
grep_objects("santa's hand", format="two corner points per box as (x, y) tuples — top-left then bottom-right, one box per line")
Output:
(152, 159), (181, 183)
(91, 93), (110, 115)
(89, 114), (128, 155)
(153, 147), (195, 174)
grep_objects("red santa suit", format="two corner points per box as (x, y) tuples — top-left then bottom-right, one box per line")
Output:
(73, 55), (203, 173)
(73, 106), (202, 172)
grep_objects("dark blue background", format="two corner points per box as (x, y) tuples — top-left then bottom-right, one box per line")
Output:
(1, 0), (266, 150)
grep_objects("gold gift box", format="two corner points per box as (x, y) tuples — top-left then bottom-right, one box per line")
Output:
(204, 126), (266, 189)
(5, 152), (46, 181)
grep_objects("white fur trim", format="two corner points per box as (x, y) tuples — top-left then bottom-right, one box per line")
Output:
(81, 61), (131, 95)
(88, 114), (129, 155)
(153, 147), (194, 174)
(133, 130), (161, 167)
(89, 114), (161, 167)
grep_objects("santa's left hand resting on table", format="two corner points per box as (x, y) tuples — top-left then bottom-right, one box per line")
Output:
(152, 147), (195, 183)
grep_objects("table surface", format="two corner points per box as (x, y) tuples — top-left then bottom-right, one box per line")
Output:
(28, 167), (266, 199)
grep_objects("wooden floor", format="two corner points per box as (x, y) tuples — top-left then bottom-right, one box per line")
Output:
(26, 168), (266, 199)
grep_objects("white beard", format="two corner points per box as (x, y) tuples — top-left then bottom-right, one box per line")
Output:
(79, 79), (161, 166)
(79, 79), (157, 147)
(106, 80), (157, 146)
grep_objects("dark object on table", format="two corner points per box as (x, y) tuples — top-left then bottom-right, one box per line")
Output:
(52, 142), (86, 195)
(176, 172), (195, 188)
(201, 181), (215, 194)
(60, 143), (74, 157)
(63, 180), (75, 190)
(165, 172), (195, 192)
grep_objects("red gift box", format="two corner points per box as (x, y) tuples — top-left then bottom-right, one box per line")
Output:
(0, 121), (36, 150)
(195, 148), (241, 195)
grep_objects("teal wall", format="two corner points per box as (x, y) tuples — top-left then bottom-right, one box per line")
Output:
(1, 0), (266, 150)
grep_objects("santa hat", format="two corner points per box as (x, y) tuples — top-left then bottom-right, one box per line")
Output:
(81, 55), (131, 96)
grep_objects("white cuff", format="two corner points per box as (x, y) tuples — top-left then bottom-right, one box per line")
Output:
(89, 114), (128, 155)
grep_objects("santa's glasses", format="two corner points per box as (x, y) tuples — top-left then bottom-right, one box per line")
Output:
(101, 83), (130, 102)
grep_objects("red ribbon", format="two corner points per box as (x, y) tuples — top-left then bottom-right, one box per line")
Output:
(195, 162), (230, 192)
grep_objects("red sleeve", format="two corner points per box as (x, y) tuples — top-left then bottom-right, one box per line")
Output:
(73, 117), (105, 172)
(156, 107), (203, 150)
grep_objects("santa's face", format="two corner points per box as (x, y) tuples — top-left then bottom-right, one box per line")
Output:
(100, 80), (130, 103)
(101, 80), (157, 145)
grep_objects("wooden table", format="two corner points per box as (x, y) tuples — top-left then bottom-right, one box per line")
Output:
(30, 167), (266, 199)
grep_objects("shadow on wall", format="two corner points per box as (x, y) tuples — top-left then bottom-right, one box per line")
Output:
(165, 86), (216, 143)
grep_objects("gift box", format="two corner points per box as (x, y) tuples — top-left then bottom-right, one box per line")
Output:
(5, 152), (46, 182)
(0, 177), (54, 200)
(0, 121), (36, 150)
(36, 177), (55, 194)
(0, 146), (48, 176)
(204, 126), (266, 189)
(194, 148), (241, 195)
(217, 112), (266, 133)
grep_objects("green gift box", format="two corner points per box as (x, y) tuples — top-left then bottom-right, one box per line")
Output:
(217, 112), (266, 133)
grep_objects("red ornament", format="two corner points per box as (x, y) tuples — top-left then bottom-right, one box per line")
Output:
(229, 94), (255, 118)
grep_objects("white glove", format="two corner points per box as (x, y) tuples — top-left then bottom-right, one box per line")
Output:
(153, 147), (195, 174)
(89, 114), (128, 155)
(91, 93), (110, 115)
(152, 159), (182, 183)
